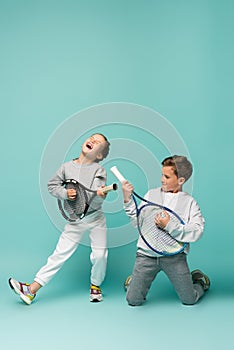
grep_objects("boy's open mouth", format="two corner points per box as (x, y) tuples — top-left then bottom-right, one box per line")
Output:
(86, 142), (93, 150)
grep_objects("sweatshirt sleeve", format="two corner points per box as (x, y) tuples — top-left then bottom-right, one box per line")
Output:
(91, 166), (107, 189)
(88, 165), (107, 210)
(123, 198), (138, 226)
(123, 191), (152, 227)
(165, 199), (205, 243)
(47, 164), (68, 200)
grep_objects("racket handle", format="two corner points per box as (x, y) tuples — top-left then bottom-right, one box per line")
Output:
(110, 166), (127, 183)
(102, 183), (118, 194)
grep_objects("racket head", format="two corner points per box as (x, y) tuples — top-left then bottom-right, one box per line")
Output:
(58, 179), (92, 222)
(110, 166), (187, 256)
(133, 196), (187, 256)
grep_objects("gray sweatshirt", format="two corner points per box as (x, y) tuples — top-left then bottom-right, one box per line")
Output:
(124, 187), (205, 257)
(48, 160), (107, 214)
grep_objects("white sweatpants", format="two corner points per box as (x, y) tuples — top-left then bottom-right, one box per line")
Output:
(34, 213), (108, 287)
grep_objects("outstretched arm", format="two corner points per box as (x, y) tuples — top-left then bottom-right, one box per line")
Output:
(122, 181), (134, 203)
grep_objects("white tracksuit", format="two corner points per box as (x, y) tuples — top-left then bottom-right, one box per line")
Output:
(34, 160), (108, 287)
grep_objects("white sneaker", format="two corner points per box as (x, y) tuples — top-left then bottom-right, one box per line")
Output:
(9, 278), (36, 305)
(90, 285), (102, 302)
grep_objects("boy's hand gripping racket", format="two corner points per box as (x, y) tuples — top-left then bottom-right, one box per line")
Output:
(58, 179), (117, 222)
(110, 166), (188, 256)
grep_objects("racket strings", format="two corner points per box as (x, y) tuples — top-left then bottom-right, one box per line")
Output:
(64, 183), (87, 216)
(139, 206), (184, 254)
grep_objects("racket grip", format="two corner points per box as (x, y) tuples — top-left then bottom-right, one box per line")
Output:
(102, 183), (118, 194)
(110, 166), (126, 183)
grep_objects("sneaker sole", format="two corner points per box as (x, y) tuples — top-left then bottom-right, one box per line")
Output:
(8, 278), (32, 305)
(90, 296), (102, 302)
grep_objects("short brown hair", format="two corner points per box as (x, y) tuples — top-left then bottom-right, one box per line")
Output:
(162, 155), (193, 182)
(95, 133), (110, 161)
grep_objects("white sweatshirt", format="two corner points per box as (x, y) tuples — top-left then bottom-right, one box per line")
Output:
(124, 187), (205, 257)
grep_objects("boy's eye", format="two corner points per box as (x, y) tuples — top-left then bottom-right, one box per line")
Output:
(90, 137), (102, 144)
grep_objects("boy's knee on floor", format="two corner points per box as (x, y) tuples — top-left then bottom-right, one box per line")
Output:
(182, 301), (196, 306)
(126, 294), (144, 306)
(181, 297), (197, 305)
(180, 289), (201, 305)
(127, 299), (143, 306)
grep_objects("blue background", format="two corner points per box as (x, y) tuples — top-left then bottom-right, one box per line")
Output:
(1, 1), (233, 349)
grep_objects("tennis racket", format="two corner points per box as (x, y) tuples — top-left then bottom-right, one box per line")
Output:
(58, 179), (117, 222)
(110, 166), (187, 256)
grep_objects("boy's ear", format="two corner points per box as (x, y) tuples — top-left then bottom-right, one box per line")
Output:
(96, 152), (103, 161)
(178, 177), (185, 185)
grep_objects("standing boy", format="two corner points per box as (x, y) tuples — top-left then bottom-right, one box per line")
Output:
(9, 133), (110, 304)
(122, 155), (210, 306)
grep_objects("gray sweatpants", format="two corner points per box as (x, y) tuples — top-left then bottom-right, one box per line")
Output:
(126, 252), (204, 306)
